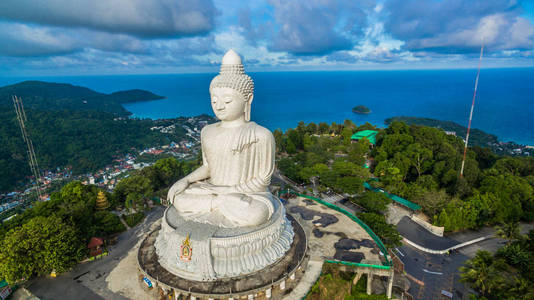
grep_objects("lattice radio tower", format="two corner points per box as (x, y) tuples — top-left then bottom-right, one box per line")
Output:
(12, 95), (43, 199)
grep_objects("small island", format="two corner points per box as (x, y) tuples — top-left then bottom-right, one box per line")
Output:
(352, 105), (371, 114)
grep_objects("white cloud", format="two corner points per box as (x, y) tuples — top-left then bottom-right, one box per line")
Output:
(0, 0), (217, 38)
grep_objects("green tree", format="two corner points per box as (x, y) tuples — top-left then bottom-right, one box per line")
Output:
(273, 129), (284, 151)
(286, 139), (297, 154)
(495, 221), (521, 245)
(437, 199), (478, 232)
(353, 192), (391, 214)
(114, 175), (153, 212)
(357, 212), (401, 248)
(94, 211), (126, 236)
(305, 122), (318, 134)
(412, 189), (449, 218)
(287, 129), (303, 151)
(335, 176), (364, 194)
(341, 127), (353, 145)
(318, 122), (329, 134)
(480, 175), (532, 222)
(405, 143), (433, 178)
(460, 251), (506, 297)
(498, 243), (530, 270)
(0, 216), (84, 283)
(153, 157), (184, 187)
(50, 181), (100, 240)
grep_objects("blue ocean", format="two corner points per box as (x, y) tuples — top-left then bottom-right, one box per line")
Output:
(1, 68), (533, 145)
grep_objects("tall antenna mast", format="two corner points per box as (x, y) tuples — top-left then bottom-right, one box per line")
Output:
(12, 95), (43, 199)
(460, 42), (484, 178)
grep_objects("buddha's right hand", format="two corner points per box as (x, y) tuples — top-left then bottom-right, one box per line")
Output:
(167, 179), (189, 204)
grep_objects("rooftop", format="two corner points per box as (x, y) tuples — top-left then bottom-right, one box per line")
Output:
(351, 130), (378, 145)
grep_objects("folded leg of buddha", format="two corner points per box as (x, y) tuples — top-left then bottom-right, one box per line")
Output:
(173, 181), (274, 228)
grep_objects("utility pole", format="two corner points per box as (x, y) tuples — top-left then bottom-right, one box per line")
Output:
(12, 95), (43, 200)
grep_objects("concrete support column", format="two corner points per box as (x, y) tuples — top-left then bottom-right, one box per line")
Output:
(387, 272), (394, 299)
(280, 280), (286, 290)
(366, 273), (372, 295)
(266, 288), (272, 298)
(290, 273), (295, 280)
(353, 272), (362, 286)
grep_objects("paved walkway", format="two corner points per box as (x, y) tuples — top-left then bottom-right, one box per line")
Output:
(119, 216), (131, 230)
(283, 260), (323, 300)
(386, 204), (411, 225)
(26, 207), (164, 300)
(322, 194), (344, 204)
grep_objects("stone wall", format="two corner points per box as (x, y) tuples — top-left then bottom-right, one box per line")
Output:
(410, 215), (444, 237)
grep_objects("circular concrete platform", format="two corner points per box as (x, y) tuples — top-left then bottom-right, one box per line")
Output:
(137, 214), (307, 299)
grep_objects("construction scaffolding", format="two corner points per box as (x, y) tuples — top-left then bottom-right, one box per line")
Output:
(12, 95), (42, 199)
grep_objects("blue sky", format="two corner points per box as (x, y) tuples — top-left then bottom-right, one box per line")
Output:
(0, 0), (533, 75)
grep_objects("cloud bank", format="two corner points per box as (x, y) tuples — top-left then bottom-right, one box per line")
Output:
(384, 0), (534, 53)
(0, 0), (532, 74)
(0, 0), (217, 38)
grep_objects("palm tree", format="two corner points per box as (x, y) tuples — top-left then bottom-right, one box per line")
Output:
(495, 221), (520, 244)
(507, 276), (533, 299)
(460, 251), (506, 297)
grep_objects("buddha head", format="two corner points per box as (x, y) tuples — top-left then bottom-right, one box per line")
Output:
(210, 50), (254, 122)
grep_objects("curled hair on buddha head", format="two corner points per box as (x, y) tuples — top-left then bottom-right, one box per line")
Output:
(210, 49), (255, 121)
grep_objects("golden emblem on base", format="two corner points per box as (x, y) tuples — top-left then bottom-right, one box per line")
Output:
(180, 234), (192, 262)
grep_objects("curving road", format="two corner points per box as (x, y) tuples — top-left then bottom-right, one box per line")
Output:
(25, 206), (165, 300)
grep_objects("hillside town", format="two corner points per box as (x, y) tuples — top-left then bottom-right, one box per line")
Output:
(0, 116), (210, 222)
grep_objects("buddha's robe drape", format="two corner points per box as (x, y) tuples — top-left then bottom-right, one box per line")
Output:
(174, 121), (275, 227)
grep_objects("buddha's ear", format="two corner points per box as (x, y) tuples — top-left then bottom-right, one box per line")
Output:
(245, 94), (253, 121)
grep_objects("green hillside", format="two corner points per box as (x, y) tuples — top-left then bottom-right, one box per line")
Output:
(0, 81), (164, 115)
(385, 116), (498, 147)
(0, 81), (209, 192)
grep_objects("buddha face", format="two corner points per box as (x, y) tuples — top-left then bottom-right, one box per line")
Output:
(210, 87), (249, 122)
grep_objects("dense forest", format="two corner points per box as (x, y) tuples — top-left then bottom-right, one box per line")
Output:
(0, 109), (193, 191)
(275, 119), (534, 236)
(0, 157), (196, 283)
(385, 116), (499, 147)
(372, 121), (533, 231)
(0, 80), (214, 192)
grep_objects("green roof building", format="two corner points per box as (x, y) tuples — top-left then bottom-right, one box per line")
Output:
(351, 130), (378, 145)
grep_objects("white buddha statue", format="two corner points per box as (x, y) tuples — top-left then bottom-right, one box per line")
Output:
(167, 49), (275, 228)
(155, 50), (294, 281)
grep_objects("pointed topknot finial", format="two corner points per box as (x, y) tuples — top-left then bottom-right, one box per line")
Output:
(222, 49), (242, 65)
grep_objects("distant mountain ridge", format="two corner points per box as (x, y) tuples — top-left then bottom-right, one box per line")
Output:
(0, 81), (164, 115)
(0, 80), (174, 192)
(385, 116), (499, 147)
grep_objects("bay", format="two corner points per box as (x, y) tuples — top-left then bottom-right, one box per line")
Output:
(1, 68), (533, 145)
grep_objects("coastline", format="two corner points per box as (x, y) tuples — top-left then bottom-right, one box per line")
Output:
(1, 70), (531, 145)
(122, 102), (533, 148)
